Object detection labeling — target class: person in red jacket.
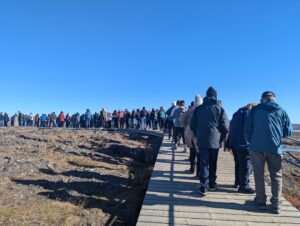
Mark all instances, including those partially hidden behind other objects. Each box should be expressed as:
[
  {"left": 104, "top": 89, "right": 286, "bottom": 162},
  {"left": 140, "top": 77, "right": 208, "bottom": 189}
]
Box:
[{"left": 58, "top": 111, "right": 65, "bottom": 127}]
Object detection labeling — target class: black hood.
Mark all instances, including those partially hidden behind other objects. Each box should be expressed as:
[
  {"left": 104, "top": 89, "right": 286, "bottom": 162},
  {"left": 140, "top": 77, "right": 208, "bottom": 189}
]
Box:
[{"left": 203, "top": 96, "right": 218, "bottom": 105}]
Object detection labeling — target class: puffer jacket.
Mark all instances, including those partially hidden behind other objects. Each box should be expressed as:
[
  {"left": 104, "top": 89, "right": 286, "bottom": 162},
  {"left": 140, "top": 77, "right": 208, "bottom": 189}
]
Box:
[{"left": 190, "top": 97, "right": 229, "bottom": 149}]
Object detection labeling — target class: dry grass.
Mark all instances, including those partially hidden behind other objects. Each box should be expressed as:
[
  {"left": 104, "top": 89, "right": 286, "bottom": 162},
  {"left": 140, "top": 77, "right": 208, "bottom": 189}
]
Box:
[{"left": 0, "top": 201, "right": 82, "bottom": 226}]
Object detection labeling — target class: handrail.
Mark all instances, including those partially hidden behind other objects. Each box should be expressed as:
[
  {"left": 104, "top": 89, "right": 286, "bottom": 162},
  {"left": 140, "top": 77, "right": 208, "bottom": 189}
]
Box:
[{"left": 285, "top": 136, "right": 300, "bottom": 144}]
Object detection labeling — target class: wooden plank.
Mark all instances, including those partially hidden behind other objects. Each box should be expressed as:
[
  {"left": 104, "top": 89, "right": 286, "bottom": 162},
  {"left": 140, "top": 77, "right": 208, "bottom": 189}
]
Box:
[{"left": 137, "top": 137, "right": 300, "bottom": 226}]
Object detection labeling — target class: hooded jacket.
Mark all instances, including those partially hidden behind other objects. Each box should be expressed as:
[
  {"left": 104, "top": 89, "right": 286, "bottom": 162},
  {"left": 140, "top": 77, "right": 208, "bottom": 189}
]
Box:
[
  {"left": 244, "top": 101, "right": 292, "bottom": 154},
  {"left": 227, "top": 107, "right": 250, "bottom": 150},
  {"left": 170, "top": 107, "right": 186, "bottom": 128},
  {"left": 190, "top": 96, "right": 229, "bottom": 149}
]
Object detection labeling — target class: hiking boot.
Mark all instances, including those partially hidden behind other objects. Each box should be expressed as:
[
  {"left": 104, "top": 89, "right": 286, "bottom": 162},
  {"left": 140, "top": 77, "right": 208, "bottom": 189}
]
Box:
[
  {"left": 233, "top": 183, "right": 239, "bottom": 189},
  {"left": 189, "top": 167, "right": 195, "bottom": 174},
  {"left": 238, "top": 187, "right": 255, "bottom": 194},
  {"left": 199, "top": 186, "right": 207, "bottom": 195},
  {"left": 254, "top": 198, "right": 267, "bottom": 210},
  {"left": 209, "top": 184, "right": 217, "bottom": 191},
  {"left": 271, "top": 206, "right": 281, "bottom": 214}
]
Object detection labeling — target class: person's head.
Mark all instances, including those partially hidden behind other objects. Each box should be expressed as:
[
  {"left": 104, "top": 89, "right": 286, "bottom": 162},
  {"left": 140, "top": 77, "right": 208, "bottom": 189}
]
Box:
[
  {"left": 261, "top": 91, "right": 276, "bottom": 103},
  {"left": 179, "top": 100, "right": 185, "bottom": 107},
  {"left": 195, "top": 94, "right": 203, "bottom": 107},
  {"left": 245, "top": 103, "right": 257, "bottom": 110},
  {"left": 143, "top": 107, "right": 145, "bottom": 110},
  {"left": 206, "top": 87, "right": 217, "bottom": 99},
  {"left": 191, "top": 101, "right": 195, "bottom": 107}
]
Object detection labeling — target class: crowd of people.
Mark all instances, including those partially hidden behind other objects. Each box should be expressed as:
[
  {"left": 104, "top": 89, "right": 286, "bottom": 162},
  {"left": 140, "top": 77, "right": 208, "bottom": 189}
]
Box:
[
  {"left": 0, "top": 108, "right": 168, "bottom": 130},
  {"left": 169, "top": 87, "right": 292, "bottom": 215},
  {"left": 0, "top": 87, "right": 292, "bottom": 215}
]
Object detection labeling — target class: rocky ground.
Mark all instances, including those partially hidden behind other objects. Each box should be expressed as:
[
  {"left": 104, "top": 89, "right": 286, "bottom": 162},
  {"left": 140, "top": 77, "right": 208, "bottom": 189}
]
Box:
[
  {"left": 0, "top": 128, "right": 162, "bottom": 226},
  {"left": 283, "top": 132, "right": 300, "bottom": 210}
]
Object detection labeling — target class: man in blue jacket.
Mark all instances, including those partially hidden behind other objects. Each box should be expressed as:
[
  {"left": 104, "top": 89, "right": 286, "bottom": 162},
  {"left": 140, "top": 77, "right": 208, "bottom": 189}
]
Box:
[
  {"left": 190, "top": 87, "right": 229, "bottom": 194},
  {"left": 244, "top": 91, "right": 292, "bottom": 214}
]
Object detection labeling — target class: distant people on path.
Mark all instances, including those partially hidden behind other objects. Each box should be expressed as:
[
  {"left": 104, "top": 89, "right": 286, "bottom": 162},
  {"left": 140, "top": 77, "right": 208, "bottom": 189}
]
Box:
[
  {"left": 150, "top": 108, "right": 158, "bottom": 130},
  {"left": 140, "top": 107, "right": 148, "bottom": 130},
  {"left": 0, "top": 112, "right": 4, "bottom": 127},
  {"left": 244, "top": 91, "right": 292, "bottom": 214},
  {"left": 190, "top": 87, "right": 229, "bottom": 194},
  {"left": 180, "top": 95, "right": 203, "bottom": 175},
  {"left": 58, "top": 111, "right": 65, "bottom": 127},
  {"left": 166, "top": 102, "right": 176, "bottom": 140},
  {"left": 85, "top": 109, "right": 92, "bottom": 128},
  {"left": 158, "top": 107, "right": 167, "bottom": 131},
  {"left": 227, "top": 103, "right": 256, "bottom": 194},
  {"left": 171, "top": 100, "right": 187, "bottom": 151}
]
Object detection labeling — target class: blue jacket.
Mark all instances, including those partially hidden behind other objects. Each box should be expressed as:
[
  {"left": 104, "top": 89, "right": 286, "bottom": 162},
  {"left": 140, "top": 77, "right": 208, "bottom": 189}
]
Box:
[
  {"left": 190, "top": 97, "right": 229, "bottom": 149},
  {"left": 244, "top": 101, "right": 292, "bottom": 155},
  {"left": 227, "top": 107, "right": 250, "bottom": 150},
  {"left": 85, "top": 110, "right": 92, "bottom": 120}
]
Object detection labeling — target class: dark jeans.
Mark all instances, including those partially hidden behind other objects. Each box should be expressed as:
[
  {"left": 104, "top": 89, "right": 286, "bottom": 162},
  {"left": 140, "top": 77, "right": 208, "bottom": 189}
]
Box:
[
  {"left": 232, "top": 149, "right": 240, "bottom": 186},
  {"left": 113, "top": 118, "right": 119, "bottom": 128},
  {"left": 120, "top": 118, "right": 125, "bottom": 128},
  {"left": 125, "top": 119, "right": 130, "bottom": 129},
  {"left": 151, "top": 119, "right": 158, "bottom": 130},
  {"left": 159, "top": 119, "right": 166, "bottom": 131},
  {"left": 173, "top": 127, "right": 185, "bottom": 145},
  {"left": 167, "top": 120, "right": 174, "bottom": 139},
  {"left": 198, "top": 148, "right": 219, "bottom": 188},
  {"left": 190, "top": 141, "right": 198, "bottom": 174},
  {"left": 85, "top": 119, "right": 91, "bottom": 128},
  {"left": 236, "top": 149, "right": 252, "bottom": 189}
]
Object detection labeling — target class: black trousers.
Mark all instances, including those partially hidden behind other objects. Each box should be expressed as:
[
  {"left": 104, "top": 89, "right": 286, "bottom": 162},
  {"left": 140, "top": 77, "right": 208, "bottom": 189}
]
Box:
[
  {"left": 198, "top": 148, "right": 219, "bottom": 188},
  {"left": 232, "top": 148, "right": 240, "bottom": 186},
  {"left": 173, "top": 127, "right": 185, "bottom": 145},
  {"left": 190, "top": 141, "right": 197, "bottom": 171}
]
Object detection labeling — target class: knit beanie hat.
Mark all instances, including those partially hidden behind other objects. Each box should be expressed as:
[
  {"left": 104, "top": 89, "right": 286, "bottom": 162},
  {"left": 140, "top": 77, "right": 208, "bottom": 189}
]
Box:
[
  {"left": 261, "top": 91, "right": 276, "bottom": 98},
  {"left": 195, "top": 95, "right": 203, "bottom": 107},
  {"left": 206, "top": 87, "right": 217, "bottom": 99}
]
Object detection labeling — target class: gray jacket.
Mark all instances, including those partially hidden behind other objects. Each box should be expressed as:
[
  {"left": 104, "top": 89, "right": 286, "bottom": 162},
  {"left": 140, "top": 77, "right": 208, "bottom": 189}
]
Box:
[{"left": 171, "top": 107, "right": 186, "bottom": 128}]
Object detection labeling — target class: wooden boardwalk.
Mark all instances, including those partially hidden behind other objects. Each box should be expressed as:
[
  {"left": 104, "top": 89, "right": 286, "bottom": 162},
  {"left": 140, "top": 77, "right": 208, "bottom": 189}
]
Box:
[{"left": 137, "top": 137, "right": 300, "bottom": 226}]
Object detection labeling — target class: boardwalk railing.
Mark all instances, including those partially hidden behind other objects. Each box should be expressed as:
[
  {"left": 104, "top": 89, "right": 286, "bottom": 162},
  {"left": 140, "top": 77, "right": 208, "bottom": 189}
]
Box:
[{"left": 283, "top": 136, "right": 300, "bottom": 153}]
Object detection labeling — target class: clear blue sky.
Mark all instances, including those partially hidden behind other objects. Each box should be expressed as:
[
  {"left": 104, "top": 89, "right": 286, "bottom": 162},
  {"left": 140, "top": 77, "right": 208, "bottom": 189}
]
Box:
[{"left": 0, "top": 0, "right": 299, "bottom": 122}]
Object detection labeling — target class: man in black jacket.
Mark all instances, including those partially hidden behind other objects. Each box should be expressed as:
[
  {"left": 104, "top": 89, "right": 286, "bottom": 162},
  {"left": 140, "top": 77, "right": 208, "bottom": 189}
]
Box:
[{"left": 190, "top": 87, "right": 229, "bottom": 194}]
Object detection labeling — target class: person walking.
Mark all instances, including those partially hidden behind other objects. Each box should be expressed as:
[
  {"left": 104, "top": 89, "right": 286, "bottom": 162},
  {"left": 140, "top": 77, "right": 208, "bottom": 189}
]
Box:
[
  {"left": 58, "top": 111, "right": 65, "bottom": 127},
  {"left": 85, "top": 109, "right": 92, "bottom": 129},
  {"left": 158, "top": 107, "right": 167, "bottom": 131},
  {"left": 140, "top": 107, "right": 148, "bottom": 130},
  {"left": 150, "top": 108, "right": 158, "bottom": 130},
  {"left": 170, "top": 100, "right": 187, "bottom": 150},
  {"left": 180, "top": 95, "right": 203, "bottom": 174},
  {"left": 166, "top": 102, "right": 177, "bottom": 140},
  {"left": 227, "top": 103, "right": 256, "bottom": 194},
  {"left": 190, "top": 87, "right": 229, "bottom": 194},
  {"left": 0, "top": 112, "right": 4, "bottom": 127},
  {"left": 244, "top": 91, "right": 292, "bottom": 214}
]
